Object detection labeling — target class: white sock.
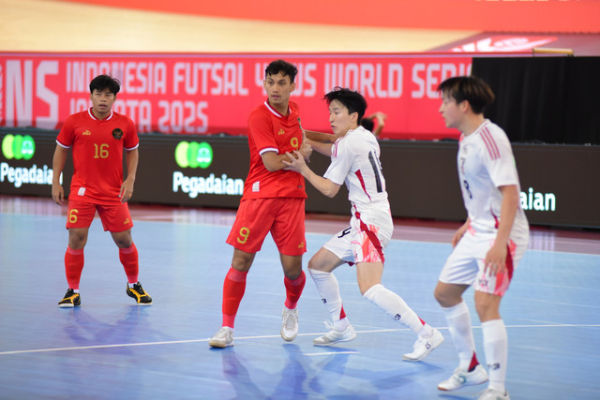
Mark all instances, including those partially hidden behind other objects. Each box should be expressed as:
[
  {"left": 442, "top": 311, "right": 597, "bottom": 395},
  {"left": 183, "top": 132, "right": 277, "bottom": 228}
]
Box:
[
  {"left": 442, "top": 301, "right": 477, "bottom": 370},
  {"left": 363, "top": 283, "right": 425, "bottom": 334},
  {"left": 482, "top": 319, "right": 508, "bottom": 393},
  {"left": 309, "top": 269, "right": 349, "bottom": 330}
]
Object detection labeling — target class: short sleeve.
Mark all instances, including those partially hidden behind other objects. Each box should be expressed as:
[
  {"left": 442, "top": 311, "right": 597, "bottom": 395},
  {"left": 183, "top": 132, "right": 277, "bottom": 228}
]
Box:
[
  {"left": 248, "top": 111, "right": 277, "bottom": 154},
  {"left": 56, "top": 115, "right": 75, "bottom": 148},
  {"left": 481, "top": 131, "right": 519, "bottom": 188},
  {"left": 124, "top": 117, "right": 139, "bottom": 150},
  {"left": 324, "top": 138, "right": 354, "bottom": 185}
]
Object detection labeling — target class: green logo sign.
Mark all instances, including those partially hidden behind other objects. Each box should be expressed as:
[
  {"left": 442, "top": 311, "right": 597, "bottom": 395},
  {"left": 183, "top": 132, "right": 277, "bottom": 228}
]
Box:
[
  {"left": 2, "top": 134, "right": 36, "bottom": 160},
  {"left": 175, "top": 141, "right": 213, "bottom": 169}
]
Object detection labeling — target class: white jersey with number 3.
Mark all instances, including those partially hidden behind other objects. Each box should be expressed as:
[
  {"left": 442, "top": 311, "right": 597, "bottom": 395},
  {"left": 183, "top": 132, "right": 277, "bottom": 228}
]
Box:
[{"left": 458, "top": 119, "right": 528, "bottom": 236}]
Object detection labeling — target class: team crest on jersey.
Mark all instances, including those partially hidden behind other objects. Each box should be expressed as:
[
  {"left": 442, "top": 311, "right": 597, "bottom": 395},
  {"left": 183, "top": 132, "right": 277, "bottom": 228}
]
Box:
[
  {"left": 277, "top": 129, "right": 285, "bottom": 135},
  {"left": 112, "top": 128, "right": 124, "bottom": 139},
  {"left": 82, "top": 130, "right": 91, "bottom": 136}
]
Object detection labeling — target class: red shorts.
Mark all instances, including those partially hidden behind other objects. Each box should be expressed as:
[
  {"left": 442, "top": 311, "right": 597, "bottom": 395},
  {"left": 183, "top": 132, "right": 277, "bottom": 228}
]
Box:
[
  {"left": 66, "top": 200, "right": 134, "bottom": 232},
  {"left": 226, "top": 197, "right": 306, "bottom": 256}
]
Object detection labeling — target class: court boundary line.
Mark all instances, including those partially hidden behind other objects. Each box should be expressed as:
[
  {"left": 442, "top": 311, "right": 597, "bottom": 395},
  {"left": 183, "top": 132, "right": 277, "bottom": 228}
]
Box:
[{"left": 1, "top": 323, "right": 598, "bottom": 356}]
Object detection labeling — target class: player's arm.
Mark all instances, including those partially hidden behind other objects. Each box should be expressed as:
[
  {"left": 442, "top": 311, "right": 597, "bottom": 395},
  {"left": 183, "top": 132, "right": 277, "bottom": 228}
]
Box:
[
  {"left": 304, "top": 129, "right": 337, "bottom": 143},
  {"left": 283, "top": 151, "right": 341, "bottom": 198},
  {"left": 261, "top": 151, "right": 294, "bottom": 172},
  {"left": 484, "top": 184, "right": 520, "bottom": 275},
  {"left": 305, "top": 139, "right": 333, "bottom": 157},
  {"left": 120, "top": 148, "right": 139, "bottom": 202},
  {"left": 371, "top": 112, "right": 387, "bottom": 138},
  {"left": 451, "top": 217, "right": 470, "bottom": 247},
  {"left": 51, "top": 145, "right": 69, "bottom": 205}
]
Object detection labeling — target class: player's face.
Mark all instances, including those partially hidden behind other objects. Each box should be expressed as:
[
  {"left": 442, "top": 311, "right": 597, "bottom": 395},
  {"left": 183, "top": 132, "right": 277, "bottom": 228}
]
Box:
[
  {"left": 329, "top": 99, "right": 358, "bottom": 136},
  {"left": 90, "top": 88, "right": 116, "bottom": 118},
  {"left": 439, "top": 92, "right": 464, "bottom": 130},
  {"left": 264, "top": 72, "right": 295, "bottom": 111}
]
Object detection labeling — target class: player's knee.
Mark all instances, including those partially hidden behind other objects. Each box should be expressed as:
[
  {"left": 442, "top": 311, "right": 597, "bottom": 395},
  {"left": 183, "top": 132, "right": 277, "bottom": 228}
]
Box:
[
  {"left": 68, "top": 231, "right": 87, "bottom": 249},
  {"left": 434, "top": 284, "right": 456, "bottom": 307}
]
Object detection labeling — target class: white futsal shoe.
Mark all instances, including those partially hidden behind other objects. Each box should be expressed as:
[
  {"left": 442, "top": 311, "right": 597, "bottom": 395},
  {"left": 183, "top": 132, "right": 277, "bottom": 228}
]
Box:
[
  {"left": 313, "top": 320, "right": 357, "bottom": 346},
  {"left": 209, "top": 326, "right": 234, "bottom": 348},
  {"left": 437, "top": 364, "right": 489, "bottom": 391},
  {"left": 478, "top": 388, "right": 510, "bottom": 400},
  {"left": 281, "top": 307, "right": 299, "bottom": 341},
  {"left": 402, "top": 327, "right": 444, "bottom": 361}
]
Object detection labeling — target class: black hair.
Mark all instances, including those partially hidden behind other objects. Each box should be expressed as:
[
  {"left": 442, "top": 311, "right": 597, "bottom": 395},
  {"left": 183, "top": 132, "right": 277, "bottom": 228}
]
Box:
[
  {"left": 360, "top": 118, "right": 374, "bottom": 132},
  {"left": 265, "top": 60, "right": 298, "bottom": 83},
  {"left": 437, "top": 75, "right": 494, "bottom": 114},
  {"left": 323, "top": 87, "right": 367, "bottom": 122},
  {"left": 89, "top": 75, "right": 121, "bottom": 95}
]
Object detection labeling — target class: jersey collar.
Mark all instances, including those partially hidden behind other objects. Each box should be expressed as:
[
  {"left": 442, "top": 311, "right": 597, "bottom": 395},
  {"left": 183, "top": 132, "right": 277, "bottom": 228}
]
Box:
[
  {"left": 264, "top": 100, "right": 290, "bottom": 118},
  {"left": 88, "top": 107, "right": 114, "bottom": 121}
]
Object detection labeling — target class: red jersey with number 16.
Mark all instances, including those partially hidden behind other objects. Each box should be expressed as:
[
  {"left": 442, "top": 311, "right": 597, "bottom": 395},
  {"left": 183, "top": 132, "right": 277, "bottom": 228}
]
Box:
[
  {"left": 242, "top": 100, "right": 306, "bottom": 200},
  {"left": 56, "top": 108, "right": 139, "bottom": 205}
]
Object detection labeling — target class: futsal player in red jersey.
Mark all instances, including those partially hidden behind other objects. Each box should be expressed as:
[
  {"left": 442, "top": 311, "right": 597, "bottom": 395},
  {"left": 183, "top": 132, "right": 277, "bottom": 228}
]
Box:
[
  {"left": 209, "top": 60, "right": 312, "bottom": 348},
  {"left": 52, "top": 74, "right": 151, "bottom": 307}
]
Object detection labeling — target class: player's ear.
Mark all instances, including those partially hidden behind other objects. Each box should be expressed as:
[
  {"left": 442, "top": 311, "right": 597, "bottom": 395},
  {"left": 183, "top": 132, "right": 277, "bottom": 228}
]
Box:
[{"left": 290, "top": 81, "right": 296, "bottom": 93}]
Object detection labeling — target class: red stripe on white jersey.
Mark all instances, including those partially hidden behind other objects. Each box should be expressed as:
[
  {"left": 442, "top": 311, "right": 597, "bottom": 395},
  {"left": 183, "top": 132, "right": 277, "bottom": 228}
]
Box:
[
  {"left": 354, "top": 170, "right": 372, "bottom": 200},
  {"left": 480, "top": 127, "right": 500, "bottom": 160}
]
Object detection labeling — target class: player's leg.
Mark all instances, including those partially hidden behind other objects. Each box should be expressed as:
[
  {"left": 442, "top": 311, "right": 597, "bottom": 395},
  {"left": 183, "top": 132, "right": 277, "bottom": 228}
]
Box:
[
  {"left": 209, "top": 248, "right": 255, "bottom": 348},
  {"left": 473, "top": 239, "right": 523, "bottom": 400},
  {"left": 309, "top": 229, "right": 356, "bottom": 345},
  {"left": 210, "top": 199, "right": 272, "bottom": 348},
  {"left": 58, "top": 200, "right": 95, "bottom": 307},
  {"left": 279, "top": 253, "right": 305, "bottom": 341},
  {"left": 99, "top": 204, "right": 151, "bottom": 305},
  {"left": 356, "top": 261, "right": 443, "bottom": 360},
  {"left": 272, "top": 198, "right": 307, "bottom": 342},
  {"left": 435, "top": 233, "right": 490, "bottom": 391}
]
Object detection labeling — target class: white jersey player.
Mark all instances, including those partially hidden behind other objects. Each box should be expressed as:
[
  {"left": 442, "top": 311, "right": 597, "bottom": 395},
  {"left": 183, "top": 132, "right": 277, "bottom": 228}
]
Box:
[
  {"left": 284, "top": 87, "right": 443, "bottom": 361},
  {"left": 434, "top": 76, "right": 529, "bottom": 400}
]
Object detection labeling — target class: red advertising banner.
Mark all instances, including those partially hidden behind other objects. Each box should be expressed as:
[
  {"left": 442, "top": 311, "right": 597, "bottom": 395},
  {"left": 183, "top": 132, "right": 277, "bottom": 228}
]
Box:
[{"left": 0, "top": 53, "right": 472, "bottom": 140}]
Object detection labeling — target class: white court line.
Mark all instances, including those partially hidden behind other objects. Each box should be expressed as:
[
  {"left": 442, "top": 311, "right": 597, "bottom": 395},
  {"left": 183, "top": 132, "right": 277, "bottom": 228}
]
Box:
[{"left": 1, "top": 324, "right": 598, "bottom": 356}]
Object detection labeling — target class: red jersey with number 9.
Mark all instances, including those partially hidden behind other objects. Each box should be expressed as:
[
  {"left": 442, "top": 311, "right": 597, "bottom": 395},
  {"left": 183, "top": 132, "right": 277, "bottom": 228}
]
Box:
[
  {"left": 56, "top": 108, "right": 139, "bottom": 205},
  {"left": 243, "top": 100, "right": 306, "bottom": 200}
]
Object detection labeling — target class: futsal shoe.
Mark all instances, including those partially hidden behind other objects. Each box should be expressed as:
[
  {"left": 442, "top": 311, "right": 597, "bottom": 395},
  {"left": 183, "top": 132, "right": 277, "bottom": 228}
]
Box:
[
  {"left": 478, "top": 388, "right": 510, "bottom": 400},
  {"left": 281, "top": 307, "right": 299, "bottom": 341},
  {"left": 58, "top": 288, "right": 81, "bottom": 308},
  {"left": 437, "top": 364, "right": 489, "bottom": 391},
  {"left": 313, "top": 321, "right": 357, "bottom": 346},
  {"left": 402, "top": 327, "right": 444, "bottom": 361},
  {"left": 126, "top": 282, "right": 152, "bottom": 305},
  {"left": 209, "top": 326, "right": 234, "bottom": 348}
]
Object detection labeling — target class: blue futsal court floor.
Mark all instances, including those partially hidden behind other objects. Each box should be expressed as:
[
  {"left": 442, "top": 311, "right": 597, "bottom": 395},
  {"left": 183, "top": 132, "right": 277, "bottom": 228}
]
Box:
[{"left": 1, "top": 196, "right": 599, "bottom": 400}]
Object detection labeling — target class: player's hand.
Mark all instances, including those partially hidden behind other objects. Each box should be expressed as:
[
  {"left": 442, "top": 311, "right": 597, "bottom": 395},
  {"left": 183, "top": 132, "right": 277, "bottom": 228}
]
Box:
[
  {"left": 484, "top": 241, "right": 507, "bottom": 276},
  {"left": 51, "top": 183, "right": 64, "bottom": 205},
  {"left": 282, "top": 151, "right": 307, "bottom": 173},
  {"left": 299, "top": 140, "right": 312, "bottom": 162},
  {"left": 119, "top": 178, "right": 135, "bottom": 203},
  {"left": 451, "top": 221, "right": 469, "bottom": 247}
]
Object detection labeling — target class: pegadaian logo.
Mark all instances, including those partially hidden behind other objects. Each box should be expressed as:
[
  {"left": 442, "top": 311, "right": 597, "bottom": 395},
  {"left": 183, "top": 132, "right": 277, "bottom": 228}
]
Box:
[
  {"left": 174, "top": 141, "right": 213, "bottom": 169},
  {"left": 2, "top": 134, "right": 36, "bottom": 160}
]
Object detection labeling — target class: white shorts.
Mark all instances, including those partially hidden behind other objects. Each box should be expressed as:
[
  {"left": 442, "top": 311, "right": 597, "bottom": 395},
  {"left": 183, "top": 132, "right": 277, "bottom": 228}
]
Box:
[
  {"left": 439, "top": 227, "right": 528, "bottom": 296},
  {"left": 323, "top": 209, "right": 393, "bottom": 265}
]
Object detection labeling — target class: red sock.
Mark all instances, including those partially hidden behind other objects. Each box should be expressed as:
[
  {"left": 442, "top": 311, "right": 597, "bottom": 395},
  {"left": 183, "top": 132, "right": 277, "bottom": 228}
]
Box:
[
  {"left": 222, "top": 267, "right": 248, "bottom": 328},
  {"left": 119, "top": 243, "right": 139, "bottom": 284},
  {"left": 284, "top": 270, "right": 306, "bottom": 309},
  {"left": 64, "top": 247, "right": 84, "bottom": 290}
]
